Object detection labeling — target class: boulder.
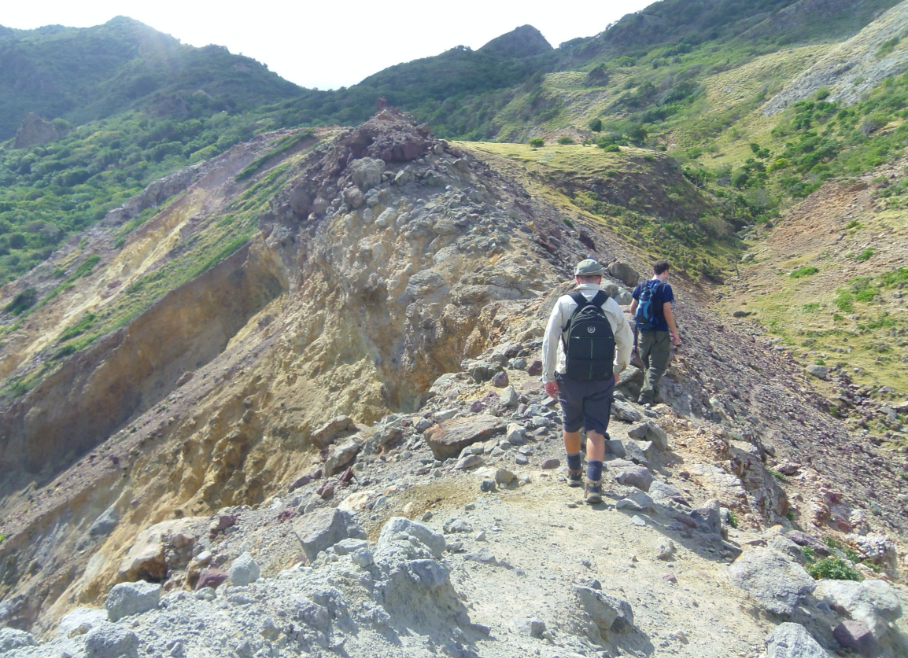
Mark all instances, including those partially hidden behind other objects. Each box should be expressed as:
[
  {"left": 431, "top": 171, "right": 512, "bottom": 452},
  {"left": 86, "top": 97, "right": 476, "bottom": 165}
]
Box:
[
  {"left": 765, "top": 623, "right": 831, "bottom": 658},
  {"left": 501, "top": 385, "right": 519, "bottom": 408},
  {"left": 84, "top": 625, "right": 139, "bottom": 658},
  {"left": 0, "top": 627, "right": 35, "bottom": 654},
  {"left": 229, "top": 552, "right": 261, "bottom": 586},
  {"left": 573, "top": 585, "right": 634, "bottom": 637},
  {"left": 324, "top": 437, "right": 361, "bottom": 476},
  {"left": 648, "top": 481, "right": 683, "bottom": 503},
  {"left": 626, "top": 421, "right": 668, "bottom": 449},
  {"left": 806, "top": 365, "right": 828, "bottom": 379},
  {"left": 516, "top": 617, "right": 547, "bottom": 638},
  {"left": 527, "top": 359, "right": 543, "bottom": 376},
  {"left": 727, "top": 548, "right": 815, "bottom": 615},
  {"left": 349, "top": 157, "right": 386, "bottom": 191},
  {"left": 833, "top": 620, "right": 881, "bottom": 657},
  {"left": 492, "top": 371, "right": 510, "bottom": 387},
  {"left": 424, "top": 415, "right": 506, "bottom": 460},
  {"left": 377, "top": 517, "right": 446, "bottom": 559},
  {"left": 813, "top": 579, "right": 902, "bottom": 640},
  {"left": 310, "top": 415, "right": 356, "bottom": 447},
  {"left": 615, "top": 466, "right": 654, "bottom": 492},
  {"left": 58, "top": 607, "right": 107, "bottom": 638},
  {"left": 505, "top": 423, "right": 526, "bottom": 445},
  {"left": 605, "top": 438, "right": 626, "bottom": 458},
  {"left": 294, "top": 507, "right": 366, "bottom": 562},
  {"left": 117, "top": 518, "right": 199, "bottom": 582},
  {"left": 611, "top": 400, "right": 642, "bottom": 423},
  {"left": 106, "top": 581, "right": 161, "bottom": 622},
  {"left": 608, "top": 261, "right": 640, "bottom": 288},
  {"left": 785, "top": 531, "right": 830, "bottom": 556}
]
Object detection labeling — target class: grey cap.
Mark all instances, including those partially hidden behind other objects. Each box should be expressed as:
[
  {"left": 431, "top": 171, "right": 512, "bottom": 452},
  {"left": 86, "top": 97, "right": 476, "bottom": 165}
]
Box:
[{"left": 574, "top": 259, "right": 605, "bottom": 276}]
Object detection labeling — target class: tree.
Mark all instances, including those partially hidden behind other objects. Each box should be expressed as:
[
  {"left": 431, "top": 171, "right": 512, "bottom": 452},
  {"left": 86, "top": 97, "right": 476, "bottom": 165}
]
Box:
[
  {"left": 529, "top": 138, "right": 544, "bottom": 147},
  {"left": 589, "top": 118, "right": 603, "bottom": 132}
]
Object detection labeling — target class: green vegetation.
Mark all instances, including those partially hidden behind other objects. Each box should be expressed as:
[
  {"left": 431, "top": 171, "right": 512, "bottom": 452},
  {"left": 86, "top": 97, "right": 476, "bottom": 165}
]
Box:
[
  {"left": 790, "top": 266, "right": 819, "bottom": 278},
  {"left": 876, "top": 36, "right": 901, "bottom": 59},
  {"left": 528, "top": 138, "right": 545, "bottom": 147},
  {"left": 803, "top": 549, "right": 863, "bottom": 581},
  {"left": 727, "top": 509, "right": 739, "bottom": 528},
  {"left": 235, "top": 131, "right": 314, "bottom": 181}
]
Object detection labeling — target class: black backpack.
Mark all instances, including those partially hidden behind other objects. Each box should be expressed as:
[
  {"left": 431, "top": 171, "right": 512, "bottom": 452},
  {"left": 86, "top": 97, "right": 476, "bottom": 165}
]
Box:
[{"left": 562, "top": 290, "right": 616, "bottom": 381}]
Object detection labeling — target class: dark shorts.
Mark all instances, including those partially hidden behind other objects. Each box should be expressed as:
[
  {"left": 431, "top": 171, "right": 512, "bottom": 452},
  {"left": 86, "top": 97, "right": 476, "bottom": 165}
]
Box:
[{"left": 555, "top": 373, "right": 615, "bottom": 435}]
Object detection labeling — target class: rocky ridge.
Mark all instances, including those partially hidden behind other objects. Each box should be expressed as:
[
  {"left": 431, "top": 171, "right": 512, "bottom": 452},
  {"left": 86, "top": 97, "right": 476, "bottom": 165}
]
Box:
[{"left": 0, "top": 112, "right": 906, "bottom": 657}]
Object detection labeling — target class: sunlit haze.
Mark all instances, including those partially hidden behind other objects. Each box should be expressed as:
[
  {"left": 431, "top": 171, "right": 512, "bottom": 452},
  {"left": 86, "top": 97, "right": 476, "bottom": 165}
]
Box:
[{"left": 2, "top": 0, "right": 658, "bottom": 90}]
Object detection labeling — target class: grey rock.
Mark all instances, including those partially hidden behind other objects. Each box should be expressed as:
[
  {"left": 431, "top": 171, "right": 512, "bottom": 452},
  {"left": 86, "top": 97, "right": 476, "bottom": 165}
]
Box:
[
  {"left": 631, "top": 515, "right": 647, "bottom": 527},
  {"left": 691, "top": 499, "right": 723, "bottom": 535},
  {"left": 608, "top": 261, "right": 639, "bottom": 288},
  {"left": 85, "top": 624, "right": 140, "bottom": 658},
  {"left": 0, "top": 627, "right": 35, "bottom": 654},
  {"left": 324, "top": 437, "right": 361, "bottom": 476},
  {"left": 377, "top": 517, "right": 446, "bottom": 559},
  {"left": 611, "top": 401, "right": 642, "bottom": 423},
  {"left": 765, "top": 623, "right": 831, "bottom": 658},
  {"left": 351, "top": 547, "right": 374, "bottom": 568},
  {"left": 294, "top": 507, "right": 366, "bottom": 562},
  {"left": 480, "top": 479, "right": 497, "bottom": 492},
  {"left": 465, "top": 548, "right": 497, "bottom": 564},
  {"left": 193, "top": 587, "right": 216, "bottom": 601},
  {"left": 229, "top": 552, "right": 261, "bottom": 586},
  {"left": 605, "top": 438, "right": 626, "bottom": 457},
  {"left": 813, "top": 579, "right": 902, "bottom": 640},
  {"left": 59, "top": 607, "right": 107, "bottom": 637},
  {"left": 541, "top": 458, "right": 561, "bottom": 469},
  {"left": 105, "top": 580, "right": 161, "bottom": 622},
  {"left": 616, "top": 491, "right": 655, "bottom": 513},
  {"left": 492, "top": 371, "right": 510, "bottom": 387},
  {"left": 89, "top": 505, "right": 119, "bottom": 537},
  {"left": 425, "top": 415, "right": 506, "bottom": 460},
  {"left": 768, "top": 536, "right": 805, "bottom": 563},
  {"left": 455, "top": 454, "right": 485, "bottom": 470},
  {"left": 648, "top": 481, "right": 683, "bottom": 502},
  {"left": 505, "top": 423, "right": 526, "bottom": 445},
  {"left": 615, "top": 466, "right": 654, "bottom": 492},
  {"left": 574, "top": 585, "right": 634, "bottom": 635},
  {"left": 407, "top": 559, "right": 449, "bottom": 589},
  {"left": 501, "top": 385, "right": 519, "bottom": 408},
  {"left": 727, "top": 548, "right": 815, "bottom": 616},
  {"left": 626, "top": 421, "right": 668, "bottom": 449},
  {"left": 350, "top": 157, "right": 385, "bottom": 192},
  {"left": 443, "top": 518, "right": 474, "bottom": 534},
  {"left": 623, "top": 441, "right": 649, "bottom": 466},
  {"left": 806, "top": 365, "right": 828, "bottom": 379},
  {"left": 495, "top": 468, "right": 517, "bottom": 485},
  {"left": 656, "top": 540, "right": 676, "bottom": 561},
  {"left": 516, "top": 617, "right": 547, "bottom": 638}
]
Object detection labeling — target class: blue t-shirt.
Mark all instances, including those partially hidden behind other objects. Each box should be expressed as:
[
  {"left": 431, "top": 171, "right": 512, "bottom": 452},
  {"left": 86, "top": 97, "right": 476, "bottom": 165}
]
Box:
[{"left": 632, "top": 279, "right": 675, "bottom": 332}]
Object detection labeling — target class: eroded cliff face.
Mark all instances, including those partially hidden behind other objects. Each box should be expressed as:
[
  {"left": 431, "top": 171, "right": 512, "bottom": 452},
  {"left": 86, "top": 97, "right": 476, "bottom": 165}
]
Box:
[{"left": 0, "top": 111, "right": 597, "bottom": 630}]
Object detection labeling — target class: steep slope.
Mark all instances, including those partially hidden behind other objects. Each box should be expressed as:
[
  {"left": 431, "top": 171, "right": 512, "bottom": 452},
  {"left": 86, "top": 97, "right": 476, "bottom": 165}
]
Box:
[
  {"left": 0, "top": 114, "right": 905, "bottom": 655},
  {"left": 0, "top": 17, "right": 302, "bottom": 140}
]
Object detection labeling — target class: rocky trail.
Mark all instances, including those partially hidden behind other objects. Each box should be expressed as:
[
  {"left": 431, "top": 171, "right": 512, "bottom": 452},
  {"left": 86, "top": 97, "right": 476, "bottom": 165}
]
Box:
[{"left": 0, "top": 112, "right": 907, "bottom": 658}]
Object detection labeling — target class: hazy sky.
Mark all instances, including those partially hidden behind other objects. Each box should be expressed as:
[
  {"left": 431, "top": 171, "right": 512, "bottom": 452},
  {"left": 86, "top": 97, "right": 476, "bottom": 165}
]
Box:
[{"left": 2, "top": 1, "right": 657, "bottom": 90}]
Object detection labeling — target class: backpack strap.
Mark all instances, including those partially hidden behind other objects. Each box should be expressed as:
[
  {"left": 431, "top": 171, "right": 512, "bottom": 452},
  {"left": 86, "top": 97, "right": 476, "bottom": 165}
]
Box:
[{"left": 562, "top": 290, "right": 609, "bottom": 340}]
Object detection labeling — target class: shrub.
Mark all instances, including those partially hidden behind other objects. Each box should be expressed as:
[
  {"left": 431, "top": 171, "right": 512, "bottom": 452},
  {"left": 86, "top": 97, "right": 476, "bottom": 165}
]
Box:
[
  {"left": 790, "top": 266, "right": 819, "bottom": 278},
  {"left": 854, "top": 248, "right": 875, "bottom": 261},
  {"left": 557, "top": 137, "right": 575, "bottom": 145},
  {"left": 601, "top": 144, "right": 620, "bottom": 152},
  {"left": 8, "top": 233, "right": 26, "bottom": 250},
  {"left": 529, "top": 138, "right": 545, "bottom": 148},
  {"left": 876, "top": 36, "right": 901, "bottom": 59},
  {"left": 805, "top": 556, "right": 862, "bottom": 581},
  {"left": 727, "top": 509, "right": 739, "bottom": 529},
  {"left": 4, "top": 287, "right": 38, "bottom": 315},
  {"left": 588, "top": 118, "right": 603, "bottom": 132}
]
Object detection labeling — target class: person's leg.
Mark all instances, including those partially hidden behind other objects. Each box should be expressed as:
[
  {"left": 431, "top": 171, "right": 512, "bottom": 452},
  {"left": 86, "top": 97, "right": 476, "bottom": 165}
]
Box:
[
  {"left": 581, "top": 378, "right": 614, "bottom": 503},
  {"left": 556, "top": 376, "right": 584, "bottom": 486},
  {"left": 638, "top": 331, "right": 656, "bottom": 404},
  {"left": 642, "top": 331, "right": 671, "bottom": 403}
]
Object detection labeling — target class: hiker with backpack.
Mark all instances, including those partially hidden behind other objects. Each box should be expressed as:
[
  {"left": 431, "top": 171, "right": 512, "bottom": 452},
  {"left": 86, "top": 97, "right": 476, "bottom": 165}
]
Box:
[
  {"left": 542, "top": 259, "right": 634, "bottom": 503},
  {"left": 630, "top": 260, "right": 681, "bottom": 405}
]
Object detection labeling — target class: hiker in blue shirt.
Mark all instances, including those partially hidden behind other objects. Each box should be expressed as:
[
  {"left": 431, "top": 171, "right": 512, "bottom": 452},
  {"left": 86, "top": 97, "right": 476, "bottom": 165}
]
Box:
[{"left": 630, "top": 260, "right": 681, "bottom": 405}]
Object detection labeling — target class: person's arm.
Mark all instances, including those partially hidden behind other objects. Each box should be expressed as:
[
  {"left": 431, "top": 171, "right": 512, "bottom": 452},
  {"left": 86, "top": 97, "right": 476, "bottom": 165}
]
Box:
[
  {"left": 663, "top": 302, "right": 681, "bottom": 345},
  {"left": 629, "top": 299, "right": 638, "bottom": 314},
  {"left": 542, "top": 298, "right": 565, "bottom": 397},
  {"left": 611, "top": 304, "right": 634, "bottom": 382}
]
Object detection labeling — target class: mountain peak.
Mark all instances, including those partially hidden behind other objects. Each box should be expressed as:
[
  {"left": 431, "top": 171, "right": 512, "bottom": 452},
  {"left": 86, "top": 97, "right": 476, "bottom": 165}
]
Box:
[{"left": 479, "top": 24, "right": 552, "bottom": 58}]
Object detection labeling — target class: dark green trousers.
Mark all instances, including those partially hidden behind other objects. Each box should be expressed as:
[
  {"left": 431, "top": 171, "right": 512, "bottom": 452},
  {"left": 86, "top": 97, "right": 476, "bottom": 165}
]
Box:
[{"left": 638, "top": 330, "right": 672, "bottom": 403}]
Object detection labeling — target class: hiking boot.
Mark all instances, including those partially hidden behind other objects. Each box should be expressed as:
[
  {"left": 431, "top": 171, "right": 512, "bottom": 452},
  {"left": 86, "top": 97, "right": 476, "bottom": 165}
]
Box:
[
  {"left": 567, "top": 468, "right": 583, "bottom": 487},
  {"left": 585, "top": 478, "right": 603, "bottom": 504},
  {"left": 637, "top": 391, "right": 654, "bottom": 405}
]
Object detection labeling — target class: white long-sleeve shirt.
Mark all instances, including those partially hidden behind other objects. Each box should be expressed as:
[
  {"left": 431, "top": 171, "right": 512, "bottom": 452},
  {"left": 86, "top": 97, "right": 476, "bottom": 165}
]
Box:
[{"left": 542, "top": 283, "right": 634, "bottom": 383}]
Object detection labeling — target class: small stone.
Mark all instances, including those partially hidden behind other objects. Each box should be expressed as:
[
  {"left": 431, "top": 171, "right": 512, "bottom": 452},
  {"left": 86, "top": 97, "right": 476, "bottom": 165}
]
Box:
[
  {"left": 469, "top": 400, "right": 484, "bottom": 413},
  {"left": 501, "top": 385, "right": 519, "bottom": 408},
  {"left": 662, "top": 573, "right": 677, "bottom": 585},
  {"left": 495, "top": 468, "right": 517, "bottom": 485},
  {"left": 455, "top": 454, "right": 484, "bottom": 470},
  {"left": 351, "top": 548, "right": 374, "bottom": 568},
  {"left": 631, "top": 515, "right": 646, "bottom": 527},
  {"left": 492, "top": 371, "right": 510, "bottom": 388},
  {"left": 615, "top": 466, "right": 654, "bottom": 492},
  {"left": 765, "top": 623, "right": 831, "bottom": 658},
  {"left": 527, "top": 360, "right": 543, "bottom": 376},
  {"left": 516, "top": 617, "right": 546, "bottom": 639},
  {"left": 475, "top": 531, "right": 487, "bottom": 542},
  {"left": 465, "top": 548, "right": 497, "bottom": 564},
  {"left": 515, "top": 454, "right": 529, "bottom": 465},
  {"left": 195, "top": 568, "right": 228, "bottom": 591},
  {"left": 541, "top": 458, "right": 561, "bottom": 470},
  {"left": 480, "top": 479, "right": 497, "bottom": 492},
  {"left": 443, "top": 518, "right": 474, "bottom": 534},
  {"left": 193, "top": 587, "right": 216, "bottom": 601}
]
